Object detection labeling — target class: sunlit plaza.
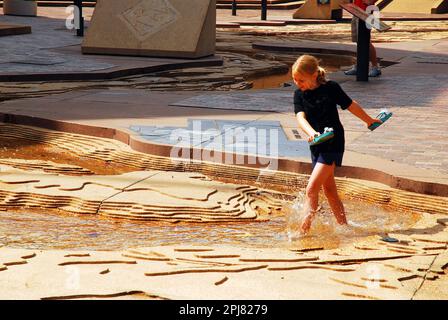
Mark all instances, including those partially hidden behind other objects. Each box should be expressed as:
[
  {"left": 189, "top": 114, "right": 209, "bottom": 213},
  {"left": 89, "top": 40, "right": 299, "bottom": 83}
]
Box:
[{"left": 0, "top": 0, "right": 447, "bottom": 302}]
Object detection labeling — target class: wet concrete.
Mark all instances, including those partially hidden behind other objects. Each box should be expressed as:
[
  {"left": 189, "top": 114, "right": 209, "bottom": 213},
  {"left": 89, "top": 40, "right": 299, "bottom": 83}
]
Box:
[{"left": 0, "top": 139, "right": 135, "bottom": 175}]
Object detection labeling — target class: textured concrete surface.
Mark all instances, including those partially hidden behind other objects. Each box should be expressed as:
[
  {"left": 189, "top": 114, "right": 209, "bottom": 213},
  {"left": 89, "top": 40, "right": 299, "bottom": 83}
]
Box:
[{"left": 0, "top": 238, "right": 447, "bottom": 299}]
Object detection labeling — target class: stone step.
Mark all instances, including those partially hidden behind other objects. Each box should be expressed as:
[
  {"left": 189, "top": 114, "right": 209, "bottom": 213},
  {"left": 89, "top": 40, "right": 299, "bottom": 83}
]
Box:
[{"left": 0, "top": 23, "right": 31, "bottom": 37}]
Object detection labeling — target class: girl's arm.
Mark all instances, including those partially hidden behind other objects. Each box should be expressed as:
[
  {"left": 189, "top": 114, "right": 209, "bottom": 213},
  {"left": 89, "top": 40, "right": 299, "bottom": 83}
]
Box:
[
  {"left": 347, "top": 100, "right": 382, "bottom": 127},
  {"left": 296, "top": 112, "right": 319, "bottom": 142}
]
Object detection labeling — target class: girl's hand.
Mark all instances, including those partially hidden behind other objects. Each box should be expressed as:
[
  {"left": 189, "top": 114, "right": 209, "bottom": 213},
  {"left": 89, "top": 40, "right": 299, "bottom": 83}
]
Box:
[
  {"left": 308, "top": 132, "right": 320, "bottom": 143},
  {"left": 367, "top": 117, "right": 382, "bottom": 128}
]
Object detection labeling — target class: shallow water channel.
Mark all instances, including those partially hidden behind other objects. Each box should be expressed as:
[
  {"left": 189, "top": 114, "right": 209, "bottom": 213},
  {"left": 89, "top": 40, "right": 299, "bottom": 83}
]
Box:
[
  {"left": 248, "top": 52, "right": 355, "bottom": 90},
  {"left": 0, "top": 196, "right": 421, "bottom": 251}
]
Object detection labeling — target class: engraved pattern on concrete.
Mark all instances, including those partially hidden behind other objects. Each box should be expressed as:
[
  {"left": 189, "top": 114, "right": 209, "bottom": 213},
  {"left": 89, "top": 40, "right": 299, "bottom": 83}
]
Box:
[
  {"left": 129, "top": 119, "right": 310, "bottom": 159},
  {"left": 119, "top": 0, "right": 180, "bottom": 41},
  {"left": 1, "top": 241, "right": 447, "bottom": 299}
]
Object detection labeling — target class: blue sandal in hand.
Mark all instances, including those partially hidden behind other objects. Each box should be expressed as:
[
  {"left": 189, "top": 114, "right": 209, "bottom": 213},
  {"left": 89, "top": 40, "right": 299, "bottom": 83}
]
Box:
[
  {"left": 309, "top": 127, "right": 334, "bottom": 146},
  {"left": 369, "top": 109, "right": 393, "bottom": 131}
]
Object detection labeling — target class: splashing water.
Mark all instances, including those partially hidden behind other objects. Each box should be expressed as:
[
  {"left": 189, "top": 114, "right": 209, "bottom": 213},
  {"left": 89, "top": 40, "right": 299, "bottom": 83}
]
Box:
[
  {"left": 283, "top": 191, "right": 308, "bottom": 241},
  {"left": 283, "top": 191, "right": 422, "bottom": 249}
]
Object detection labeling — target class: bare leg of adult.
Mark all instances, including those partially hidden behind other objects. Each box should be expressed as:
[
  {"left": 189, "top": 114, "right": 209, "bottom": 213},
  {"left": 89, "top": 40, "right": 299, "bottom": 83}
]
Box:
[
  {"left": 370, "top": 42, "right": 378, "bottom": 67},
  {"left": 322, "top": 167, "right": 347, "bottom": 225},
  {"left": 301, "top": 162, "right": 335, "bottom": 234}
]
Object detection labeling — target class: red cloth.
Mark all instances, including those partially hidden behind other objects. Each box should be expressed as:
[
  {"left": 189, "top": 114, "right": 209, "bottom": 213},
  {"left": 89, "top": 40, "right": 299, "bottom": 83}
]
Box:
[{"left": 354, "top": 0, "right": 368, "bottom": 10}]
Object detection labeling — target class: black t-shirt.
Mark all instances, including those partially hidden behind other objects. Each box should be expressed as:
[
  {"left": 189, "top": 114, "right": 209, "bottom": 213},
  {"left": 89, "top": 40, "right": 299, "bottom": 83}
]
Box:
[{"left": 294, "top": 80, "right": 353, "bottom": 153}]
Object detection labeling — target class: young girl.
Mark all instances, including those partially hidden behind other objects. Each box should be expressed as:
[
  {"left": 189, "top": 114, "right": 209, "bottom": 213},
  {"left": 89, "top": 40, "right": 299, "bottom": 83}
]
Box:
[{"left": 293, "top": 55, "right": 382, "bottom": 234}]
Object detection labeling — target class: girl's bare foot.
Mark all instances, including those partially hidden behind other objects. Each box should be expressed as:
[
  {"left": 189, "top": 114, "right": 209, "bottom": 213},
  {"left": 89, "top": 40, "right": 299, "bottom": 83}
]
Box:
[{"left": 300, "top": 211, "right": 316, "bottom": 234}]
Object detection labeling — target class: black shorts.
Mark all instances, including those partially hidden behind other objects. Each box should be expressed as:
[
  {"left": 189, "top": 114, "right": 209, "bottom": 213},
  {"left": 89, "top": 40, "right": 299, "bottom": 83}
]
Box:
[{"left": 311, "top": 151, "right": 344, "bottom": 169}]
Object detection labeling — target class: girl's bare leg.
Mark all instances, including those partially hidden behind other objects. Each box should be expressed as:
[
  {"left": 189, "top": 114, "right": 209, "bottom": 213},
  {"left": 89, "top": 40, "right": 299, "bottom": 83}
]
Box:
[
  {"left": 301, "top": 162, "right": 335, "bottom": 234},
  {"left": 322, "top": 169, "right": 347, "bottom": 225}
]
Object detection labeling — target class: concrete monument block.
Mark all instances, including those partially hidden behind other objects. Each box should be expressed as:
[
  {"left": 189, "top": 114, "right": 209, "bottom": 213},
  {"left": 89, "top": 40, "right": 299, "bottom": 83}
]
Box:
[
  {"left": 293, "top": 0, "right": 350, "bottom": 20},
  {"left": 82, "top": 0, "right": 216, "bottom": 58},
  {"left": 380, "top": 0, "right": 448, "bottom": 14}
]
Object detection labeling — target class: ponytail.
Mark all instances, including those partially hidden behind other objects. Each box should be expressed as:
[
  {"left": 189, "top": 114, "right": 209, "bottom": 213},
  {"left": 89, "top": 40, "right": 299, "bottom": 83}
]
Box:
[{"left": 317, "top": 66, "right": 328, "bottom": 85}]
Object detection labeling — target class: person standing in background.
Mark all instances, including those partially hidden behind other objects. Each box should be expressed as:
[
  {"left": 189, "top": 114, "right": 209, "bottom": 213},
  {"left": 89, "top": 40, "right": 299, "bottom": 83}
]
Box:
[{"left": 344, "top": 0, "right": 382, "bottom": 77}]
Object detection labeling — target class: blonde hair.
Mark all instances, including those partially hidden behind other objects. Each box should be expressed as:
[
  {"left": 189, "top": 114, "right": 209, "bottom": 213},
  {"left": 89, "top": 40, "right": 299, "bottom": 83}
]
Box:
[{"left": 292, "top": 55, "right": 327, "bottom": 85}]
